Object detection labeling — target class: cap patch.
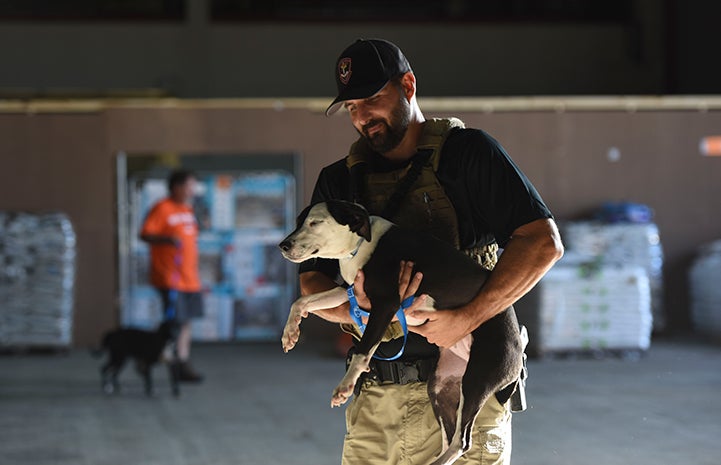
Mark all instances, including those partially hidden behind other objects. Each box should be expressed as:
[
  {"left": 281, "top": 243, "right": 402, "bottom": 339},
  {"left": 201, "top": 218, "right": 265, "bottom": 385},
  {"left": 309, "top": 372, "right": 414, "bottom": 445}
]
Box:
[{"left": 338, "top": 57, "right": 352, "bottom": 85}]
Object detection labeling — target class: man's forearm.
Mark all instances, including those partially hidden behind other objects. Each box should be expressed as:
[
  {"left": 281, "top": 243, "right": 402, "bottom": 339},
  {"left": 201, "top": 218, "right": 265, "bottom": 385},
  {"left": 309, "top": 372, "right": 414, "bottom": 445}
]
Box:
[
  {"left": 299, "top": 271, "right": 354, "bottom": 324},
  {"left": 463, "top": 218, "right": 564, "bottom": 330}
]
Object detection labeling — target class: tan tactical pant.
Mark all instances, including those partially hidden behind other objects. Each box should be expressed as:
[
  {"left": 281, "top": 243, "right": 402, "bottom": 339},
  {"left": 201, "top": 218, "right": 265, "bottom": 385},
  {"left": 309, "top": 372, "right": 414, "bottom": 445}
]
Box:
[{"left": 342, "top": 380, "right": 512, "bottom": 465}]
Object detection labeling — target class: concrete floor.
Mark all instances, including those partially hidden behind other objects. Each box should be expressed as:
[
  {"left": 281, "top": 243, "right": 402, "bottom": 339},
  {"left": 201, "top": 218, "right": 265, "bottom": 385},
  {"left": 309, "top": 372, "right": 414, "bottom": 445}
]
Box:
[{"left": 1, "top": 336, "right": 720, "bottom": 465}]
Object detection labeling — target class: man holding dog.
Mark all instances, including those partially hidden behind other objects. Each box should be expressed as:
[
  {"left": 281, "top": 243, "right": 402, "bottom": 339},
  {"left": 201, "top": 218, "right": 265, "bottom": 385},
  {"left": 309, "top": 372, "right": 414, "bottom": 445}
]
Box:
[{"left": 299, "top": 38, "right": 563, "bottom": 464}]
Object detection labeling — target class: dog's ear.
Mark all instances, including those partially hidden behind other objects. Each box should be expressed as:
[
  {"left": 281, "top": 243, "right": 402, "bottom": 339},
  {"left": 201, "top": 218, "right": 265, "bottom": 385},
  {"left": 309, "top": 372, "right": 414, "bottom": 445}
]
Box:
[
  {"left": 327, "top": 200, "right": 372, "bottom": 242},
  {"left": 295, "top": 204, "right": 313, "bottom": 227}
]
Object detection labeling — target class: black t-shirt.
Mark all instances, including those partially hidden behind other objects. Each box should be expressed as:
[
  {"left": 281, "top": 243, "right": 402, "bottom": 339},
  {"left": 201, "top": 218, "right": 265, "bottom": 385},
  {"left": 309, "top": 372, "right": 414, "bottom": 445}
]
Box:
[{"left": 299, "top": 127, "right": 553, "bottom": 359}]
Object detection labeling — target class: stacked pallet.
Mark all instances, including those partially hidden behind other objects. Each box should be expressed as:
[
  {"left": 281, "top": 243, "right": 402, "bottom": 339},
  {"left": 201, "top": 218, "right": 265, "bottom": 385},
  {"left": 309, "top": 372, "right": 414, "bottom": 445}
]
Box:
[
  {"left": 515, "top": 219, "right": 660, "bottom": 357},
  {"left": 561, "top": 221, "right": 664, "bottom": 330},
  {"left": 535, "top": 263, "right": 652, "bottom": 353},
  {"left": 0, "top": 212, "right": 76, "bottom": 349}
]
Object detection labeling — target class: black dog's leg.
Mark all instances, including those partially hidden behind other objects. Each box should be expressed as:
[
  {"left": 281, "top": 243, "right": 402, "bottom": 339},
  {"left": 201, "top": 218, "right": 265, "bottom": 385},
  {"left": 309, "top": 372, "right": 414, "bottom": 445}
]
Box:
[
  {"left": 101, "top": 354, "right": 125, "bottom": 395},
  {"left": 427, "top": 341, "right": 471, "bottom": 454},
  {"left": 331, "top": 295, "right": 398, "bottom": 407},
  {"left": 458, "top": 348, "right": 520, "bottom": 458},
  {"left": 355, "top": 304, "right": 397, "bottom": 355},
  {"left": 167, "top": 340, "right": 180, "bottom": 397},
  {"left": 429, "top": 310, "right": 523, "bottom": 465},
  {"left": 429, "top": 353, "right": 504, "bottom": 465},
  {"left": 135, "top": 360, "right": 154, "bottom": 396},
  {"left": 430, "top": 314, "right": 523, "bottom": 465},
  {"left": 100, "top": 363, "right": 114, "bottom": 394}
]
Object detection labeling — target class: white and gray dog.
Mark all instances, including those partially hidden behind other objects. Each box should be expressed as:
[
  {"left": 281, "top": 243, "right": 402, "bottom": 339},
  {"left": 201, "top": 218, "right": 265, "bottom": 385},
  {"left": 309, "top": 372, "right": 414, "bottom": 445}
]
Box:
[{"left": 279, "top": 200, "right": 524, "bottom": 465}]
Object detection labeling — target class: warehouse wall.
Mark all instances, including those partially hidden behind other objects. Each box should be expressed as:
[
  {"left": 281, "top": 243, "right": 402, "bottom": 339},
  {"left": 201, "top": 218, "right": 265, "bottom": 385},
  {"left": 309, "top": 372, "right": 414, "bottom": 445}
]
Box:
[
  {"left": 0, "top": 101, "right": 719, "bottom": 346},
  {"left": 0, "top": 111, "right": 114, "bottom": 343}
]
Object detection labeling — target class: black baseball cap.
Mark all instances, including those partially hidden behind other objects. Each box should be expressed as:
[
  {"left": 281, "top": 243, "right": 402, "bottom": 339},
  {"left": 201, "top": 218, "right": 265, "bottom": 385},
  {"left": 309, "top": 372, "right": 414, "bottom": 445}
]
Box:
[{"left": 325, "top": 38, "right": 412, "bottom": 116}]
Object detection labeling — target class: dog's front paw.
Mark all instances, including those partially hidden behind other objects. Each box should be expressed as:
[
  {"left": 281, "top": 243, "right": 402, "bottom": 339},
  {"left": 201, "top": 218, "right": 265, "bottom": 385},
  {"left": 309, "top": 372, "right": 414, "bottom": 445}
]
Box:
[
  {"left": 281, "top": 322, "right": 300, "bottom": 352},
  {"left": 330, "top": 352, "right": 370, "bottom": 407},
  {"left": 281, "top": 303, "right": 307, "bottom": 352},
  {"left": 331, "top": 382, "right": 354, "bottom": 407},
  {"left": 281, "top": 317, "right": 302, "bottom": 352}
]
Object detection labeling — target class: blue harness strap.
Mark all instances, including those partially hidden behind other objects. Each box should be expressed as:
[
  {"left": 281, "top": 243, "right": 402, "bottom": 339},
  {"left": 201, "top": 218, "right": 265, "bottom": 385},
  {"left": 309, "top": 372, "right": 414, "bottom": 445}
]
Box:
[{"left": 347, "top": 284, "right": 413, "bottom": 361}]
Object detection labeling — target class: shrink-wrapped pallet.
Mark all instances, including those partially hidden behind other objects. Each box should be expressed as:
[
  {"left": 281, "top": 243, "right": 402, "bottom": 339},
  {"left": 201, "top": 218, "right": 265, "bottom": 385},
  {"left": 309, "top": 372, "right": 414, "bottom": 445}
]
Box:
[
  {"left": 561, "top": 221, "right": 664, "bottom": 330},
  {"left": 0, "top": 212, "right": 76, "bottom": 348},
  {"left": 514, "top": 256, "right": 653, "bottom": 357},
  {"left": 536, "top": 264, "right": 652, "bottom": 353}
]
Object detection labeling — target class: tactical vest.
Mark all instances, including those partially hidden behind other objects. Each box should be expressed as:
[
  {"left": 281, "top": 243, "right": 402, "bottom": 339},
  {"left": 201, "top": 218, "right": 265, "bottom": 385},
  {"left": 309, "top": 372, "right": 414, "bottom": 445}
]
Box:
[
  {"left": 340, "top": 118, "right": 498, "bottom": 343},
  {"left": 346, "top": 117, "right": 498, "bottom": 270}
]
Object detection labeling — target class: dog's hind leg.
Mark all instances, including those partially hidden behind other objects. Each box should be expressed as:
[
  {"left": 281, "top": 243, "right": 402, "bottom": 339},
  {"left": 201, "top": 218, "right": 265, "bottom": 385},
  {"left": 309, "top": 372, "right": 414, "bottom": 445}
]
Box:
[
  {"left": 101, "top": 357, "right": 124, "bottom": 395},
  {"left": 100, "top": 363, "right": 114, "bottom": 394},
  {"left": 428, "top": 379, "right": 499, "bottom": 465},
  {"left": 427, "top": 337, "right": 471, "bottom": 462},
  {"left": 431, "top": 328, "right": 523, "bottom": 465}
]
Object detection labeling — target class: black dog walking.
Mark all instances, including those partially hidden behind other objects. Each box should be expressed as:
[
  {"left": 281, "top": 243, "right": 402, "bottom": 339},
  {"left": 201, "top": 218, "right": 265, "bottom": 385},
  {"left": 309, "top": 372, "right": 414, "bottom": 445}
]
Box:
[{"left": 96, "top": 320, "right": 180, "bottom": 396}]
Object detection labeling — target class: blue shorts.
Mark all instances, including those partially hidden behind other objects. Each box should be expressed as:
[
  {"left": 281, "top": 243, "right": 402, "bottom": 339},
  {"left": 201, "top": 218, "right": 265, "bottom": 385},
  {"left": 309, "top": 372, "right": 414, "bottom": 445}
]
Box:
[{"left": 158, "top": 289, "right": 204, "bottom": 323}]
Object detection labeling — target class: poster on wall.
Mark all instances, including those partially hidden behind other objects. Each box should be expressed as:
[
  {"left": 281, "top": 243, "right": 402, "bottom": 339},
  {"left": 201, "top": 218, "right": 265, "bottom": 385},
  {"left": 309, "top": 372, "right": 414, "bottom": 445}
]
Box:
[{"left": 121, "top": 170, "right": 296, "bottom": 342}]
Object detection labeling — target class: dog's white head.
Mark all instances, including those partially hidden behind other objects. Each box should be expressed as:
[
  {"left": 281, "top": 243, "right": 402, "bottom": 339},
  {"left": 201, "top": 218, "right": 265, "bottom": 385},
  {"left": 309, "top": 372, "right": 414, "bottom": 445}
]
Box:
[{"left": 279, "top": 201, "right": 372, "bottom": 263}]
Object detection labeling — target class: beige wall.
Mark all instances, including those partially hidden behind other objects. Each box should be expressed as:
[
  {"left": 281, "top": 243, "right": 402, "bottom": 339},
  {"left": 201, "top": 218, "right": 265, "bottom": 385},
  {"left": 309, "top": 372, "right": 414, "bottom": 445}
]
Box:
[
  {"left": 0, "top": 112, "right": 115, "bottom": 342},
  {"left": 1, "top": 99, "right": 719, "bottom": 346}
]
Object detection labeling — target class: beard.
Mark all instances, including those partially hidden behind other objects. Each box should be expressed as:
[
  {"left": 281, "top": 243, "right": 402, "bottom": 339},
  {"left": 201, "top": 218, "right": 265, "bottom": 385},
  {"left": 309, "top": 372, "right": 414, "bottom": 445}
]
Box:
[{"left": 358, "top": 95, "right": 411, "bottom": 154}]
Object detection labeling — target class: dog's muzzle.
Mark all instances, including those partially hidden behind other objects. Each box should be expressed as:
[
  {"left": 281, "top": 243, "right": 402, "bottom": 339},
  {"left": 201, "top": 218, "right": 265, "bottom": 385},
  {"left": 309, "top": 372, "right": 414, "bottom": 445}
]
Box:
[
  {"left": 278, "top": 239, "right": 299, "bottom": 259},
  {"left": 278, "top": 239, "right": 316, "bottom": 263},
  {"left": 278, "top": 239, "right": 293, "bottom": 253}
]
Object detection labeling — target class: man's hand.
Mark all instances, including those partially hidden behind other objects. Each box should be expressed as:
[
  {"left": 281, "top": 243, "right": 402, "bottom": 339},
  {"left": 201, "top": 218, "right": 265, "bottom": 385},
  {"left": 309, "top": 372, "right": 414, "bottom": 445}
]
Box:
[
  {"left": 406, "top": 306, "right": 473, "bottom": 348},
  {"left": 352, "top": 260, "right": 473, "bottom": 347},
  {"left": 352, "top": 260, "right": 426, "bottom": 322},
  {"left": 397, "top": 260, "right": 423, "bottom": 303}
]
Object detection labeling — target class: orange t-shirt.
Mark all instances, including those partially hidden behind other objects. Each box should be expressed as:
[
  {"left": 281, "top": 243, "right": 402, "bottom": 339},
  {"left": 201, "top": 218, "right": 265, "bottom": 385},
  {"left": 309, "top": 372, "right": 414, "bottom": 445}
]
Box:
[{"left": 140, "top": 198, "right": 201, "bottom": 292}]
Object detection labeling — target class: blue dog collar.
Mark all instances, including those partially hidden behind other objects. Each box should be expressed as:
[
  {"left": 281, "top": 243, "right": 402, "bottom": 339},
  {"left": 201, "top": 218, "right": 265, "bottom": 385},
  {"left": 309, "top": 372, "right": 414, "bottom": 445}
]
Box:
[{"left": 347, "top": 284, "right": 412, "bottom": 361}]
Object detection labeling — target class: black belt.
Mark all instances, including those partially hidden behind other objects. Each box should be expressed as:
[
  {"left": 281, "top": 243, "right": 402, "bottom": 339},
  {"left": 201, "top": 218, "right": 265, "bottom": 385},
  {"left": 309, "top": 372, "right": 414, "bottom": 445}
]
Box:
[
  {"left": 370, "top": 357, "right": 437, "bottom": 384},
  {"left": 348, "top": 355, "right": 438, "bottom": 395},
  {"left": 348, "top": 354, "right": 522, "bottom": 408}
]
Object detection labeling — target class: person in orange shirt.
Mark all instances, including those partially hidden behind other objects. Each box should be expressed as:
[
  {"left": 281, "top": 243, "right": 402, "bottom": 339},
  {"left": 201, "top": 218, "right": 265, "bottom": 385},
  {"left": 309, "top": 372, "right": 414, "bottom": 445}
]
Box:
[{"left": 140, "top": 169, "right": 204, "bottom": 382}]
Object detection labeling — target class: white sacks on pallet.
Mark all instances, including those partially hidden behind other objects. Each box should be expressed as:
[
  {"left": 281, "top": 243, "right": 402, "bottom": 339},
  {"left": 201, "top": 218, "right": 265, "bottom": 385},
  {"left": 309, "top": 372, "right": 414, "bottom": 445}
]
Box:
[
  {"left": 689, "top": 240, "right": 721, "bottom": 339},
  {"left": 0, "top": 212, "right": 76, "bottom": 348},
  {"left": 537, "top": 264, "right": 653, "bottom": 353},
  {"left": 561, "top": 221, "right": 664, "bottom": 330}
]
